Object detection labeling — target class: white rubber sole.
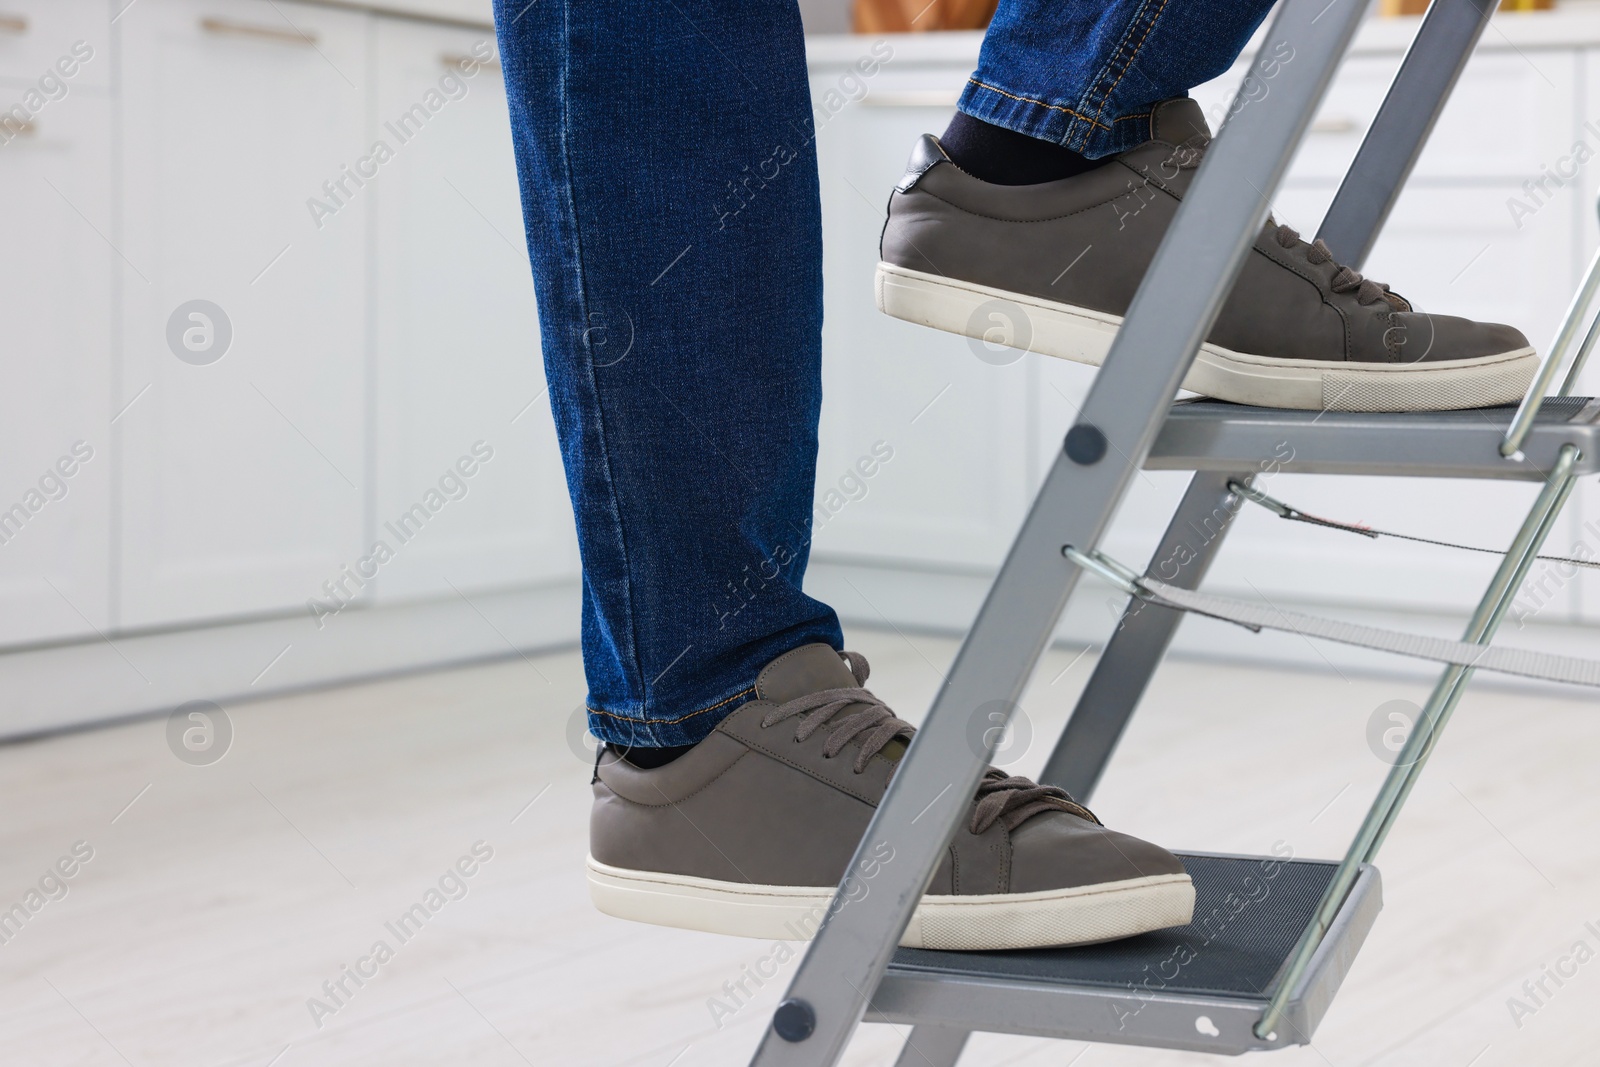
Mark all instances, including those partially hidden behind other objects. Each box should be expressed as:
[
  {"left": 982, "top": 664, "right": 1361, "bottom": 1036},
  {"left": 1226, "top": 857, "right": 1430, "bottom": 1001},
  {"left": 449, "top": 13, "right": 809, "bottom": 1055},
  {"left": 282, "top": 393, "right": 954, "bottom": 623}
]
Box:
[
  {"left": 875, "top": 262, "right": 1540, "bottom": 412},
  {"left": 587, "top": 856, "right": 1195, "bottom": 951}
]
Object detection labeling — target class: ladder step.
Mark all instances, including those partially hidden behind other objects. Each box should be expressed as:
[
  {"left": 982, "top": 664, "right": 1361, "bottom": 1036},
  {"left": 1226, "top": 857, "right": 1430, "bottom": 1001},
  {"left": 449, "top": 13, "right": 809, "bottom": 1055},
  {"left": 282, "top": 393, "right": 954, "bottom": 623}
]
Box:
[
  {"left": 1147, "top": 397, "right": 1600, "bottom": 480},
  {"left": 868, "top": 854, "right": 1382, "bottom": 1055}
]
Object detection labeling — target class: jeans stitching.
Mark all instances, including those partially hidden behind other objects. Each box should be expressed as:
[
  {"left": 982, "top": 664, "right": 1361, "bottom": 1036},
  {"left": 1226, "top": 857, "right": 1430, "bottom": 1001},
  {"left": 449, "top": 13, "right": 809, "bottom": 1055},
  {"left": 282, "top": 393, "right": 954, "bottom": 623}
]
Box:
[
  {"left": 588, "top": 685, "right": 756, "bottom": 726},
  {"left": 1090, "top": 0, "right": 1172, "bottom": 128},
  {"left": 964, "top": 77, "right": 1111, "bottom": 132},
  {"left": 1060, "top": 0, "right": 1168, "bottom": 151},
  {"left": 557, "top": 0, "right": 650, "bottom": 725}
]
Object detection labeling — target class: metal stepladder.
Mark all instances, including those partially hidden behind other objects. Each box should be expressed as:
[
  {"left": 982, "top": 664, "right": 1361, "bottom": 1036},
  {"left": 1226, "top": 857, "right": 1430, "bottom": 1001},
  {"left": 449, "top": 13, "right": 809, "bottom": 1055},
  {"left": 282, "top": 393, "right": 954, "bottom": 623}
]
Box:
[{"left": 749, "top": 1, "right": 1600, "bottom": 1064}]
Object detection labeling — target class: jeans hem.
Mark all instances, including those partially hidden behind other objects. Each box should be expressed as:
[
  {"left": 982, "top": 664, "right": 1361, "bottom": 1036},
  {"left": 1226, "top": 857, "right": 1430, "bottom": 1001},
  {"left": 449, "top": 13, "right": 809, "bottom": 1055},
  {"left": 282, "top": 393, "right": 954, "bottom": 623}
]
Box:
[
  {"left": 956, "top": 78, "right": 1156, "bottom": 159},
  {"left": 588, "top": 685, "right": 757, "bottom": 748}
]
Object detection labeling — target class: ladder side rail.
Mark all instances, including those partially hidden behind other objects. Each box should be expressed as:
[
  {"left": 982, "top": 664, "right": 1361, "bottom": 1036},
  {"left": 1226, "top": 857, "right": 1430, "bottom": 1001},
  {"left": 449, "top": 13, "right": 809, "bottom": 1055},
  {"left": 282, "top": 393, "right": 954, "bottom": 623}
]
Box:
[{"left": 747, "top": 1, "right": 1369, "bottom": 1063}]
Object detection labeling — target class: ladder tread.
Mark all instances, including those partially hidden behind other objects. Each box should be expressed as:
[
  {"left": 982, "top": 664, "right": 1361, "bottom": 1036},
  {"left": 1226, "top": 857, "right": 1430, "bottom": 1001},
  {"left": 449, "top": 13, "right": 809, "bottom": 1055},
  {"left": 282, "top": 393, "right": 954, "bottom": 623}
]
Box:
[
  {"left": 1146, "top": 397, "right": 1600, "bottom": 480},
  {"left": 868, "top": 854, "right": 1383, "bottom": 1055}
]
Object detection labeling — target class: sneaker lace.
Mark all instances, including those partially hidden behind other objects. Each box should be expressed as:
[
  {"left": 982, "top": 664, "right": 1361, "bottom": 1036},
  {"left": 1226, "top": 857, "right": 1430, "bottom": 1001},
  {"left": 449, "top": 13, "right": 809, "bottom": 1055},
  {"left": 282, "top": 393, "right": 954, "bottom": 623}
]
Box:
[
  {"left": 1166, "top": 134, "right": 1408, "bottom": 312},
  {"left": 1272, "top": 224, "right": 1405, "bottom": 308},
  {"left": 760, "top": 652, "right": 1099, "bottom": 834}
]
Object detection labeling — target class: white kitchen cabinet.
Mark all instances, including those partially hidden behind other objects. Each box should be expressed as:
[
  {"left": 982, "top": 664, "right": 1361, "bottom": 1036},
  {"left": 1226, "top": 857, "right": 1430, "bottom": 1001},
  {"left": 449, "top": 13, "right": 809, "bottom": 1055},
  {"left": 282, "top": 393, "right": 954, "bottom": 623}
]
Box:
[
  {"left": 810, "top": 68, "right": 1035, "bottom": 571},
  {"left": 0, "top": 0, "right": 108, "bottom": 91},
  {"left": 370, "top": 17, "right": 576, "bottom": 602},
  {"left": 1198, "top": 49, "right": 1578, "bottom": 186},
  {"left": 0, "top": 72, "right": 113, "bottom": 645},
  {"left": 117, "top": 0, "right": 369, "bottom": 628}
]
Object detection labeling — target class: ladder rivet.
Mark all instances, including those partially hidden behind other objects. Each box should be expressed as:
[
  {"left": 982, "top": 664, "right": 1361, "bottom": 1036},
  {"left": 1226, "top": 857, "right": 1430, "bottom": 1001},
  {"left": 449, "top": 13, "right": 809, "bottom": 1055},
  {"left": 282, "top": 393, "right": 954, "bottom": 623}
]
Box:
[
  {"left": 1065, "top": 424, "right": 1108, "bottom": 465},
  {"left": 773, "top": 999, "right": 815, "bottom": 1042}
]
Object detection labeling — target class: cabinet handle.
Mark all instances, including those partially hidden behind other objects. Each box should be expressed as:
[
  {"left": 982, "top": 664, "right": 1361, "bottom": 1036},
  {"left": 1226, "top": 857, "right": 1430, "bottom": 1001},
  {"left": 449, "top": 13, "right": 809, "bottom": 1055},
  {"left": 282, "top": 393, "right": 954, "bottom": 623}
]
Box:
[
  {"left": 861, "top": 90, "right": 962, "bottom": 108},
  {"left": 1310, "top": 116, "right": 1360, "bottom": 134},
  {"left": 441, "top": 52, "right": 499, "bottom": 71},
  {"left": 0, "top": 13, "right": 27, "bottom": 34},
  {"left": 199, "top": 17, "right": 317, "bottom": 47}
]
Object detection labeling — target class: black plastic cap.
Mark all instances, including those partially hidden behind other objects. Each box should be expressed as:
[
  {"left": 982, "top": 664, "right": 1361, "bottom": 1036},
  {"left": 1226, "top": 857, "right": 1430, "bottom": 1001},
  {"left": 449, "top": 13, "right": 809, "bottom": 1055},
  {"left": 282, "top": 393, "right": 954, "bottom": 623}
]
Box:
[
  {"left": 1065, "top": 423, "right": 1108, "bottom": 465},
  {"left": 773, "top": 999, "right": 815, "bottom": 1042}
]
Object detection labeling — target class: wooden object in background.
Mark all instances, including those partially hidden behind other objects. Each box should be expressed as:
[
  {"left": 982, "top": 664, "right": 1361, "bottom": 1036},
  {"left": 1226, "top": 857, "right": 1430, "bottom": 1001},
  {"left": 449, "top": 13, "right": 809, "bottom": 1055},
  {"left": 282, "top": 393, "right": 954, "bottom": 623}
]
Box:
[
  {"left": 1382, "top": 0, "right": 1552, "bottom": 13},
  {"left": 853, "top": 0, "right": 997, "bottom": 33}
]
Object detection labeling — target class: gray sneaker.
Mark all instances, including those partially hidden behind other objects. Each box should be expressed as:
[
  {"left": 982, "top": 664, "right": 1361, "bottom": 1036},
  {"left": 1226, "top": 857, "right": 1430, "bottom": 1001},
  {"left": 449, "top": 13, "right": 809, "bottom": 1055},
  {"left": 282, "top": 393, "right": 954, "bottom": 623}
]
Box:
[
  {"left": 587, "top": 644, "right": 1193, "bottom": 951},
  {"left": 878, "top": 97, "right": 1537, "bottom": 412}
]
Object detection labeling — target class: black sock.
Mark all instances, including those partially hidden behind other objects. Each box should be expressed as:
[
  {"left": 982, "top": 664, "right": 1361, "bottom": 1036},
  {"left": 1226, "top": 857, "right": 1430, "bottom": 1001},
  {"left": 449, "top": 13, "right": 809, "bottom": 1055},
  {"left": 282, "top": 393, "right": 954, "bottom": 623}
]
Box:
[
  {"left": 939, "top": 112, "right": 1109, "bottom": 186},
  {"left": 615, "top": 742, "right": 696, "bottom": 769}
]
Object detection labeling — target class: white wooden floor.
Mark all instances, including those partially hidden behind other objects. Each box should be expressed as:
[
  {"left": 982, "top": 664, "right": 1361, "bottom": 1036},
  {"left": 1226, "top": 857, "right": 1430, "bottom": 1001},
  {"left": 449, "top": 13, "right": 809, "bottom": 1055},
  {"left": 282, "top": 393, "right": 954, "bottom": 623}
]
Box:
[{"left": 2, "top": 628, "right": 1598, "bottom": 1067}]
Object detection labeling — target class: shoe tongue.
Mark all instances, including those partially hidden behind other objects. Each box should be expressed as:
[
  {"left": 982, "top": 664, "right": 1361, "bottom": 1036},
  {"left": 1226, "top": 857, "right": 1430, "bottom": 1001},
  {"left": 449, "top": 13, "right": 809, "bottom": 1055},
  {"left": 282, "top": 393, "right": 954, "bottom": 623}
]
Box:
[
  {"left": 754, "top": 644, "right": 858, "bottom": 704},
  {"left": 1148, "top": 97, "right": 1210, "bottom": 145}
]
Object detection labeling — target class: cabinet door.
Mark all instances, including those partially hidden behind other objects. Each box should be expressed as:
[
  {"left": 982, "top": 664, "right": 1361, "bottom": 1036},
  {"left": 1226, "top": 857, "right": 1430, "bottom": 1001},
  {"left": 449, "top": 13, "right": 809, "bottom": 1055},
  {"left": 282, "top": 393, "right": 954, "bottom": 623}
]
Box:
[
  {"left": 369, "top": 18, "right": 576, "bottom": 603},
  {"left": 0, "top": 72, "right": 112, "bottom": 645},
  {"left": 811, "top": 66, "right": 1034, "bottom": 571},
  {"left": 0, "top": 0, "right": 109, "bottom": 90},
  {"left": 1189, "top": 49, "right": 1575, "bottom": 186},
  {"left": 118, "top": 0, "right": 368, "bottom": 628}
]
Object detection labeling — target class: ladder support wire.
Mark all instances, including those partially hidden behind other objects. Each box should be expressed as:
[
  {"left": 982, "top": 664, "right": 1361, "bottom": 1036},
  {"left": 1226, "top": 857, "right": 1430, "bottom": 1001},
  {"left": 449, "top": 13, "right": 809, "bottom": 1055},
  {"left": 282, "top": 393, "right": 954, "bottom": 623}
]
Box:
[
  {"left": 1132, "top": 576, "right": 1600, "bottom": 686},
  {"left": 1226, "top": 479, "right": 1600, "bottom": 571},
  {"left": 1069, "top": 526, "right": 1600, "bottom": 688}
]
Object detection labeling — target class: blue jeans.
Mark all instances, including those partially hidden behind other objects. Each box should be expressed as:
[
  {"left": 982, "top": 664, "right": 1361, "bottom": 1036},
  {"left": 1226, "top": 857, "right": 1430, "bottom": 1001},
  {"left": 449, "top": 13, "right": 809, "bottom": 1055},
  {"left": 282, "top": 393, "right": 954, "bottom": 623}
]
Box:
[{"left": 493, "top": 0, "right": 1275, "bottom": 747}]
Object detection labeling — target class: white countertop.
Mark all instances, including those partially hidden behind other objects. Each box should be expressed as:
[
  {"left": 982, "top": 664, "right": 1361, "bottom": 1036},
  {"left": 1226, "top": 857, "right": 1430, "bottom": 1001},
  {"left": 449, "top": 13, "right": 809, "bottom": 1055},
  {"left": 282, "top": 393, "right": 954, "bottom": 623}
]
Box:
[
  {"left": 309, "top": 0, "right": 494, "bottom": 28},
  {"left": 805, "top": 5, "right": 1600, "bottom": 67},
  {"left": 287, "top": 3, "right": 1600, "bottom": 52}
]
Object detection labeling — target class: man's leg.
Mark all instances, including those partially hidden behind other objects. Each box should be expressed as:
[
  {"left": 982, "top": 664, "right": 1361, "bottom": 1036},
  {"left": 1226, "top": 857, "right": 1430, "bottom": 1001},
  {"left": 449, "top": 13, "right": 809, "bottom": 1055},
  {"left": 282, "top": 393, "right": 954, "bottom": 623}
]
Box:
[
  {"left": 494, "top": 0, "right": 1198, "bottom": 952},
  {"left": 494, "top": 0, "right": 841, "bottom": 751}
]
